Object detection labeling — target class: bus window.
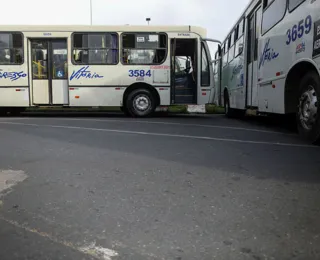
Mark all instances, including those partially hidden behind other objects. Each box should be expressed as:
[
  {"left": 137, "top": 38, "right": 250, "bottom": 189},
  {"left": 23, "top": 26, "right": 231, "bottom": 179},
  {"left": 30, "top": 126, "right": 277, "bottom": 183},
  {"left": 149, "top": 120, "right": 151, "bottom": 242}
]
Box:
[
  {"left": 234, "top": 25, "right": 239, "bottom": 43},
  {"left": 201, "top": 43, "right": 210, "bottom": 86},
  {"left": 225, "top": 39, "right": 229, "bottom": 52},
  {"left": 222, "top": 44, "right": 228, "bottom": 68},
  {"left": 121, "top": 33, "right": 167, "bottom": 65},
  {"left": 213, "top": 51, "right": 218, "bottom": 74},
  {"left": 52, "top": 41, "right": 68, "bottom": 79},
  {"left": 72, "top": 33, "right": 118, "bottom": 65},
  {"left": 227, "top": 35, "right": 232, "bottom": 49},
  {"left": 256, "top": 8, "right": 262, "bottom": 38},
  {"left": 262, "top": 0, "right": 286, "bottom": 34},
  {"left": 31, "top": 40, "right": 48, "bottom": 79},
  {"left": 0, "top": 33, "right": 23, "bottom": 64},
  {"left": 228, "top": 46, "right": 235, "bottom": 63},
  {"left": 239, "top": 18, "right": 245, "bottom": 35},
  {"left": 235, "top": 36, "right": 244, "bottom": 57},
  {"left": 247, "top": 16, "right": 255, "bottom": 64},
  {"left": 254, "top": 7, "right": 262, "bottom": 60},
  {"left": 228, "top": 31, "right": 235, "bottom": 63},
  {"left": 288, "top": 0, "right": 305, "bottom": 11}
]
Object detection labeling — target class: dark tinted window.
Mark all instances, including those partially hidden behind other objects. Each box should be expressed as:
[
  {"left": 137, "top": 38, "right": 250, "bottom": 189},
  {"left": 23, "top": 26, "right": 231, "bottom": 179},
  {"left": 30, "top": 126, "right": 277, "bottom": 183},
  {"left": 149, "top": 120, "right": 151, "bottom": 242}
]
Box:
[
  {"left": 72, "top": 33, "right": 118, "bottom": 65},
  {"left": 122, "top": 33, "right": 167, "bottom": 65},
  {"left": 0, "top": 33, "right": 23, "bottom": 64}
]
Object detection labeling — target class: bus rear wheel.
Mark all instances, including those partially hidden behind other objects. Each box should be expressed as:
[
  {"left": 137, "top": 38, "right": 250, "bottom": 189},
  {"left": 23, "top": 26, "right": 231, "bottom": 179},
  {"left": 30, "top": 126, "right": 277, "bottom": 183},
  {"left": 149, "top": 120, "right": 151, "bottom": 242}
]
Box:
[
  {"left": 296, "top": 71, "right": 320, "bottom": 144},
  {"left": 126, "top": 88, "right": 156, "bottom": 117}
]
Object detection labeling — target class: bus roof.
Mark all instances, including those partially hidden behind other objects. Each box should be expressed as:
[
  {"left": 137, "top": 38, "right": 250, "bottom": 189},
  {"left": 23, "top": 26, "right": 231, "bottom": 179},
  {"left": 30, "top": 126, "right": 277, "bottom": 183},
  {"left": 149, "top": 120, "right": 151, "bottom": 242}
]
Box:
[{"left": 0, "top": 25, "right": 207, "bottom": 37}]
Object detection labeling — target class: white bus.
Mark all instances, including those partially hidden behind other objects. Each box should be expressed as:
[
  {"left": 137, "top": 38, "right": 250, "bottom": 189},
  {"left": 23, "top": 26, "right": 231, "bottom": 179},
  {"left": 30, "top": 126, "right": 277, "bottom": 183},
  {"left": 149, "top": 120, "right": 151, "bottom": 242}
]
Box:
[
  {"left": 214, "top": 0, "right": 320, "bottom": 144},
  {"left": 0, "top": 25, "right": 219, "bottom": 117}
]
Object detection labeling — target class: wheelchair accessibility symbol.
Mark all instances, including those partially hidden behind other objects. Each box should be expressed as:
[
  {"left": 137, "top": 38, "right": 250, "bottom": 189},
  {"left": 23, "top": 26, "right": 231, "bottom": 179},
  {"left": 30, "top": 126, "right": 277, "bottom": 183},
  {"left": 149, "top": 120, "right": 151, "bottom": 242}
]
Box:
[{"left": 57, "top": 70, "right": 64, "bottom": 78}]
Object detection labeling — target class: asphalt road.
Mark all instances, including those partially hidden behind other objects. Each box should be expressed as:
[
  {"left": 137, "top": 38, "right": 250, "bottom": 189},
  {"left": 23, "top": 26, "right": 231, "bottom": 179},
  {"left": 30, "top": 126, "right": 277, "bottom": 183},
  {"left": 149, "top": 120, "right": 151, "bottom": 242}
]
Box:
[{"left": 0, "top": 113, "right": 319, "bottom": 260}]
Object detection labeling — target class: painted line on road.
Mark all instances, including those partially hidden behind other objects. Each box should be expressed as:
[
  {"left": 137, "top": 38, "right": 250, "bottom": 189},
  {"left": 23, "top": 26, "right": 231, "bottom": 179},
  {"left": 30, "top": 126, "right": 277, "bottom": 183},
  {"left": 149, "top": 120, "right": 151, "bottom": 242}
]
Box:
[
  {"left": 0, "top": 216, "right": 118, "bottom": 260},
  {"left": 0, "top": 121, "right": 315, "bottom": 148},
  {"left": 5, "top": 117, "right": 294, "bottom": 135},
  {"left": 0, "top": 169, "right": 27, "bottom": 196}
]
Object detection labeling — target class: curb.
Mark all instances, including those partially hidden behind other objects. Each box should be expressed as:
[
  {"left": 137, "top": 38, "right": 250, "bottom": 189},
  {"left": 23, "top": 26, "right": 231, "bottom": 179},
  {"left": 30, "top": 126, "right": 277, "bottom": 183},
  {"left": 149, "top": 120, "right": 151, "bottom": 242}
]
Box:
[{"left": 24, "top": 105, "right": 225, "bottom": 115}]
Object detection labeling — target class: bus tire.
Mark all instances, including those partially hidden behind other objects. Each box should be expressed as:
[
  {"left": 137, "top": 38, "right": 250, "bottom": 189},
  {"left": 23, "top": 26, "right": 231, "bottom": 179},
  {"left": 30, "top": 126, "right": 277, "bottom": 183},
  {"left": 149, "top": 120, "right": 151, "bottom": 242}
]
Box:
[
  {"left": 296, "top": 71, "right": 320, "bottom": 145},
  {"left": 126, "top": 88, "right": 156, "bottom": 117}
]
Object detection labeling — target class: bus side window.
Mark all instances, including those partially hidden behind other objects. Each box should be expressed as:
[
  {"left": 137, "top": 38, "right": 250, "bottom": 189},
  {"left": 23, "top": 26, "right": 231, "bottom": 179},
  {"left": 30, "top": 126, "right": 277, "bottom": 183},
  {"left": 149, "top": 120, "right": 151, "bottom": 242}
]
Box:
[
  {"left": 261, "top": 0, "right": 286, "bottom": 34},
  {"left": 0, "top": 33, "right": 23, "bottom": 65},
  {"left": 72, "top": 33, "right": 118, "bottom": 65},
  {"left": 201, "top": 43, "right": 210, "bottom": 86},
  {"left": 228, "top": 32, "right": 235, "bottom": 63},
  {"left": 254, "top": 7, "right": 262, "bottom": 60},
  {"left": 213, "top": 51, "right": 218, "bottom": 74},
  {"left": 121, "top": 33, "right": 167, "bottom": 65},
  {"left": 240, "top": 18, "right": 245, "bottom": 34},
  {"left": 234, "top": 17, "right": 245, "bottom": 58},
  {"left": 235, "top": 37, "right": 244, "bottom": 57},
  {"left": 288, "top": 0, "right": 305, "bottom": 11},
  {"left": 234, "top": 24, "right": 239, "bottom": 43},
  {"left": 222, "top": 43, "right": 228, "bottom": 68}
]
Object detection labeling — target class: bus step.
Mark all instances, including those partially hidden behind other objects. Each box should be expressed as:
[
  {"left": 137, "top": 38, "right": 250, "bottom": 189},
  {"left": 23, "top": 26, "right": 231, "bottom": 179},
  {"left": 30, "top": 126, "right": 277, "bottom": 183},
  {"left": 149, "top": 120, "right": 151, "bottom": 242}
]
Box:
[
  {"left": 175, "top": 87, "right": 193, "bottom": 90},
  {"left": 175, "top": 90, "right": 194, "bottom": 96},
  {"left": 174, "top": 95, "right": 195, "bottom": 104}
]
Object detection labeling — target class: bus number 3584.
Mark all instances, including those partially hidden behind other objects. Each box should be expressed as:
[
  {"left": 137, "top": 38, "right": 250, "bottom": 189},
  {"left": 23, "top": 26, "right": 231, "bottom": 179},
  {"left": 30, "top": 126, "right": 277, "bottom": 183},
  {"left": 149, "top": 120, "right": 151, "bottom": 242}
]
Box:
[{"left": 128, "top": 70, "right": 152, "bottom": 77}]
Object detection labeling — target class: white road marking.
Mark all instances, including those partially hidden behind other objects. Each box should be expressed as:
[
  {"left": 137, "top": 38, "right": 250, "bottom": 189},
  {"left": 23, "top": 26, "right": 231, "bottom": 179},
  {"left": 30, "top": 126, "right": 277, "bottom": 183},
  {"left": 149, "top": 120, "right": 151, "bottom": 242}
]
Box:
[
  {"left": 6, "top": 117, "right": 293, "bottom": 135},
  {"left": 79, "top": 242, "right": 118, "bottom": 260},
  {"left": 0, "top": 121, "right": 315, "bottom": 148},
  {"left": 0, "top": 217, "right": 118, "bottom": 260},
  {"left": 0, "top": 170, "right": 27, "bottom": 195},
  {"left": 0, "top": 170, "right": 118, "bottom": 260}
]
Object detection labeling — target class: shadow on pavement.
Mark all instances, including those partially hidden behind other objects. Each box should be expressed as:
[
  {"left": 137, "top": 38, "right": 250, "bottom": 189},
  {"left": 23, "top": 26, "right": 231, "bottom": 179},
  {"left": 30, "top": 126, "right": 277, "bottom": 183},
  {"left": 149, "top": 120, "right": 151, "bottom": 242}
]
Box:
[
  {"left": 16, "top": 111, "right": 298, "bottom": 133},
  {"left": 2, "top": 111, "right": 319, "bottom": 184}
]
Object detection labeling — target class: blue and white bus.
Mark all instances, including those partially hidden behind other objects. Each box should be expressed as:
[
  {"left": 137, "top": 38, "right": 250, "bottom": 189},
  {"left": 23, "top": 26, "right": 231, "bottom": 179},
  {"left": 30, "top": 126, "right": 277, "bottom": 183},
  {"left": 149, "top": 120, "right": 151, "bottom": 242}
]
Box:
[
  {"left": 214, "top": 0, "right": 320, "bottom": 144},
  {"left": 0, "top": 25, "right": 219, "bottom": 117}
]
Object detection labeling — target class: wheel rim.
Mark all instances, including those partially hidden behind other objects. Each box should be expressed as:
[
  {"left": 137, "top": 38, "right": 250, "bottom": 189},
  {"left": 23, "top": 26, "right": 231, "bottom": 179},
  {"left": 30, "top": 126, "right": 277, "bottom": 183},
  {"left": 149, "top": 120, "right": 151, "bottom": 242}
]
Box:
[
  {"left": 133, "top": 94, "right": 151, "bottom": 112},
  {"left": 298, "top": 85, "right": 318, "bottom": 130}
]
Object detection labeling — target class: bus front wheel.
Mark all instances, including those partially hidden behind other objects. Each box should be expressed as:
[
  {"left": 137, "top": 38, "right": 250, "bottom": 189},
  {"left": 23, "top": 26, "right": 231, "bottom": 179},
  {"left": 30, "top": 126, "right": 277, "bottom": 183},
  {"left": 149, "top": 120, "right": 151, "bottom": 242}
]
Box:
[
  {"left": 126, "top": 88, "right": 156, "bottom": 117},
  {"left": 296, "top": 71, "right": 320, "bottom": 144}
]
